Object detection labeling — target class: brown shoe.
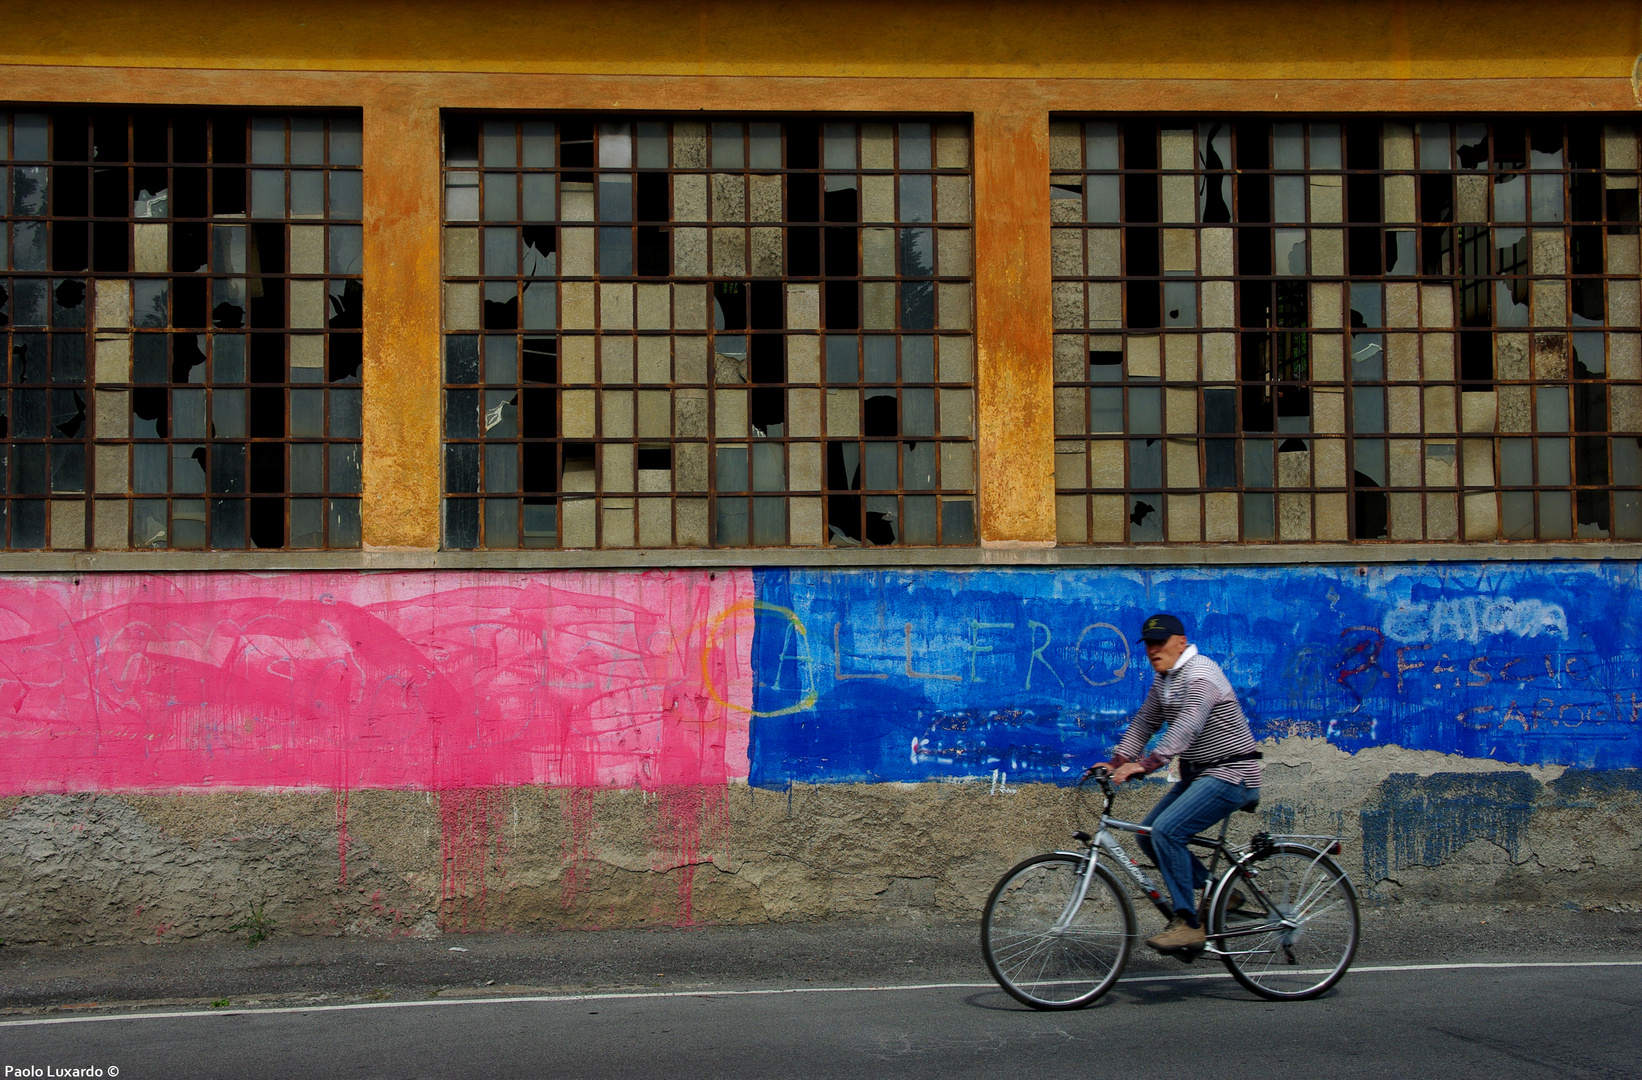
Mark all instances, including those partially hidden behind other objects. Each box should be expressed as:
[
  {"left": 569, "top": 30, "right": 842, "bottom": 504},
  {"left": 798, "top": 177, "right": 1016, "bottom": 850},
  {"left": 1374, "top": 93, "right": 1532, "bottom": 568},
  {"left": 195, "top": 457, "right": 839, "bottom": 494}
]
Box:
[{"left": 1146, "top": 915, "right": 1206, "bottom": 952}]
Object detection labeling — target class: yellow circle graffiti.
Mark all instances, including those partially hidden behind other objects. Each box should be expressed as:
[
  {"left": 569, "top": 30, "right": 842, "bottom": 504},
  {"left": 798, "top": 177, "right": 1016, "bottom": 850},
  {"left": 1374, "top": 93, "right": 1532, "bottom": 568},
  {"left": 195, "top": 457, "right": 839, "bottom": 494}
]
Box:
[
  {"left": 1077, "top": 622, "right": 1131, "bottom": 687},
  {"left": 699, "top": 600, "right": 819, "bottom": 717}
]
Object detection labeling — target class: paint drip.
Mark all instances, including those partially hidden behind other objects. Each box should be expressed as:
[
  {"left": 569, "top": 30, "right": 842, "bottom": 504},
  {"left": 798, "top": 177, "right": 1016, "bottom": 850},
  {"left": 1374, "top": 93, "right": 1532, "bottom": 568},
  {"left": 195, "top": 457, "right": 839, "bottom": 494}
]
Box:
[
  {"left": 558, "top": 786, "right": 598, "bottom": 911},
  {"left": 439, "top": 787, "right": 506, "bottom": 932},
  {"left": 335, "top": 789, "right": 350, "bottom": 887},
  {"left": 653, "top": 784, "right": 730, "bottom": 926}
]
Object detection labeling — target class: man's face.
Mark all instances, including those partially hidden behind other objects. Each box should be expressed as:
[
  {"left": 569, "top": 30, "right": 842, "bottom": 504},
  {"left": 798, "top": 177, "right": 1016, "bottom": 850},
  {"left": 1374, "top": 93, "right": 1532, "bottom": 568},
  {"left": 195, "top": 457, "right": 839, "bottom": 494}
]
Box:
[{"left": 1145, "top": 634, "right": 1188, "bottom": 673}]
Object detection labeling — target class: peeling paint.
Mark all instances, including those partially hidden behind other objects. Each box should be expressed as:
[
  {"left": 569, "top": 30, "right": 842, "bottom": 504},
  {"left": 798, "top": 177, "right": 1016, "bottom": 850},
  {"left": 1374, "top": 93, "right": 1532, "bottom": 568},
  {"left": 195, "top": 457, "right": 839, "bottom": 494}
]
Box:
[{"left": 1359, "top": 772, "right": 1540, "bottom": 883}]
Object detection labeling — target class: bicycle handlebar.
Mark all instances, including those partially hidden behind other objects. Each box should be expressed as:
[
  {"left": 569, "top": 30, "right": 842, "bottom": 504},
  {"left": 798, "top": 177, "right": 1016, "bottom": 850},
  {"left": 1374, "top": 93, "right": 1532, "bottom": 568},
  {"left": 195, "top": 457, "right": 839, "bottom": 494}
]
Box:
[
  {"left": 1077, "top": 766, "right": 1117, "bottom": 820},
  {"left": 1082, "top": 766, "right": 1115, "bottom": 790}
]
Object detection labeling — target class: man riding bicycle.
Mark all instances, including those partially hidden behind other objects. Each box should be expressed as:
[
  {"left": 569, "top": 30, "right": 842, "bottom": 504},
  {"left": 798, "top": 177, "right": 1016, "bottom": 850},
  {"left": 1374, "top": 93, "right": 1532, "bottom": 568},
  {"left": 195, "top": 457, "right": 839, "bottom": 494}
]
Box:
[{"left": 1088, "top": 612, "right": 1262, "bottom": 954}]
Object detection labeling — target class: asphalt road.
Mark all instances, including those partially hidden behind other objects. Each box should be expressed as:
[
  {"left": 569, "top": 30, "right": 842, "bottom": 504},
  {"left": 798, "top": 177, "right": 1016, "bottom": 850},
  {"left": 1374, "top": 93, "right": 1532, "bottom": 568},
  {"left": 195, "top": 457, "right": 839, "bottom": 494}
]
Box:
[
  {"left": 3, "top": 961, "right": 1639, "bottom": 1080},
  {"left": 4, "top": 903, "right": 1638, "bottom": 1015}
]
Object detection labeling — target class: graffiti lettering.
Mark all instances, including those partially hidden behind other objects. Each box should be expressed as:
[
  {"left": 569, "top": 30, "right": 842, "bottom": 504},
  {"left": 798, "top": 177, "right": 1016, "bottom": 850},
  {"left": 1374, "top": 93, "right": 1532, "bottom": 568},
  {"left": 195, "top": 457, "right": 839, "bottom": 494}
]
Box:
[
  {"left": 1383, "top": 596, "right": 1569, "bottom": 645},
  {"left": 1336, "top": 626, "right": 1385, "bottom": 686},
  {"left": 967, "top": 621, "right": 1014, "bottom": 683},
  {"left": 771, "top": 615, "right": 812, "bottom": 694},
  {"left": 702, "top": 598, "right": 812, "bottom": 719},
  {"left": 1024, "top": 621, "right": 1064, "bottom": 691},
  {"left": 1456, "top": 704, "right": 1496, "bottom": 729},
  {"left": 1395, "top": 644, "right": 1430, "bottom": 691},
  {"left": 1502, "top": 700, "right": 1530, "bottom": 730},
  {"left": 1075, "top": 623, "right": 1131, "bottom": 687},
  {"left": 833, "top": 623, "right": 886, "bottom": 682}
]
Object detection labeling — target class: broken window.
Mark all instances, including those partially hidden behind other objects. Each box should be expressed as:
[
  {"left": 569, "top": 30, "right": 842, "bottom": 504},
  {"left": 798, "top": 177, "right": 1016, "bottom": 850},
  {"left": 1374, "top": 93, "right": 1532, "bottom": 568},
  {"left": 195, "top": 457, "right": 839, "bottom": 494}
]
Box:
[
  {"left": 0, "top": 109, "right": 363, "bottom": 550},
  {"left": 1049, "top": 116, "right": 1642, "bottom": 544},
  {"left": 441, "top": 115, "right": 975, "bottom": 549}
]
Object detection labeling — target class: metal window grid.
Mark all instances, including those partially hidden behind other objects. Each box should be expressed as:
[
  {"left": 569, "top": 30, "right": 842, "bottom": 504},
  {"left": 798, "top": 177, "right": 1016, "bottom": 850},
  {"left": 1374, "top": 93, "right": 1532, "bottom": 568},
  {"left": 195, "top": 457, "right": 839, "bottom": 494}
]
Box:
[
  {"left": 1050, "top": 117, "right": 1642, "bottom": 544},
  {"left": 440, "top": 115, "right": 977, "bottom": 549},
  {"left": 0, "top": 108, "right": 364, "bottom": 550}
]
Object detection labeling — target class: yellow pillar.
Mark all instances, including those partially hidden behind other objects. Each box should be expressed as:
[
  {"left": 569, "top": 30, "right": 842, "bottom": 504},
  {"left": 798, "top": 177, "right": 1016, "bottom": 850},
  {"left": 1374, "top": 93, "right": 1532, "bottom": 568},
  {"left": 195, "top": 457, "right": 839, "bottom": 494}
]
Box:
[
  {"left": 361, "top": 87, "right": 443, "bottom": 550},
  {"left": 973, "top": 108, "right": 1056, "bottom": 546}
]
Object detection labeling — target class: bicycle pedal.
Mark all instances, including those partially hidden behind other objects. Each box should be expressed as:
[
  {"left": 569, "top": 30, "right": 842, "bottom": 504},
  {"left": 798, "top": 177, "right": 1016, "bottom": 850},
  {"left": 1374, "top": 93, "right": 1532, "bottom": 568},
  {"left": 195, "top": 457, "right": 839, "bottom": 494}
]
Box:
[{"left": 1172, "top": 948, "right": 1200, "bottom": 965}]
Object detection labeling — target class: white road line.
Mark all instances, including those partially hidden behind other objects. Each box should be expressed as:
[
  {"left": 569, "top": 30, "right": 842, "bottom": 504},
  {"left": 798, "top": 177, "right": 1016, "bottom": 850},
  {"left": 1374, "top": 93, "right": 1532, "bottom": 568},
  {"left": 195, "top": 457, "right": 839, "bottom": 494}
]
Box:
[{"left": 4, "top": 960, "right": 1640, "bottom": 1028}]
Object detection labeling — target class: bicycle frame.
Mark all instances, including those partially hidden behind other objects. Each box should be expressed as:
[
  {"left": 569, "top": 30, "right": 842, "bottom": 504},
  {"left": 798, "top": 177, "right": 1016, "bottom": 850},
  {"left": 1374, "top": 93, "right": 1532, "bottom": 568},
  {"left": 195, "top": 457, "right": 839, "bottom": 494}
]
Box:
[{"left": 1062, "top": 776, "right": 1346, "bottom": 959}]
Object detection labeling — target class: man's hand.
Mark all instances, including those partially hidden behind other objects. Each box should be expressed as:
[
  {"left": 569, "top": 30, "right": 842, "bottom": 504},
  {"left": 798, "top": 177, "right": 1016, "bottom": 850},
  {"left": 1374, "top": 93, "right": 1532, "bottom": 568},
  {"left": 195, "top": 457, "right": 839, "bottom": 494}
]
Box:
[{"left": 1109, "top": 762, "right": 1147, "bottom": 784}]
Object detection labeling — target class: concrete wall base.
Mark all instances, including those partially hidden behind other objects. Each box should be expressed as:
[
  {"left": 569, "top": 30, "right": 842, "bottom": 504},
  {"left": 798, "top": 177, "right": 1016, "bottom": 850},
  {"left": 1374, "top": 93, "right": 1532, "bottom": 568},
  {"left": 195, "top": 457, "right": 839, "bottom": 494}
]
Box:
[{"left": 3, "top": 739, "right": 1636, "bottom": 945}]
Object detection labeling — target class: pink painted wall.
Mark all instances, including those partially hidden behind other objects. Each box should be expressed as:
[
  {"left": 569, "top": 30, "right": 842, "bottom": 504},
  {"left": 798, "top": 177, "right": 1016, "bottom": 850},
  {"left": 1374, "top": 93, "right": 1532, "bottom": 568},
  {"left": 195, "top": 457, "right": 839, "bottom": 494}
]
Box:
[{"left": 0, "top": 570, "right": 755, "bottom": 794}]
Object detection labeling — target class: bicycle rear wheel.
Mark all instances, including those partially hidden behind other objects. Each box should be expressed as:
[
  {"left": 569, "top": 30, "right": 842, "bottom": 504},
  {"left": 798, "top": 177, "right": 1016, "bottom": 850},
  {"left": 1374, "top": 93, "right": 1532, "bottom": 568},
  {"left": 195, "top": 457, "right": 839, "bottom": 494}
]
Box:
[
  {"left": 981, "top": 853, "right": 1134, "bottom": 1010},
  {"left": 1209, "top": 843, "right": 1359, "bottom": 1001}
]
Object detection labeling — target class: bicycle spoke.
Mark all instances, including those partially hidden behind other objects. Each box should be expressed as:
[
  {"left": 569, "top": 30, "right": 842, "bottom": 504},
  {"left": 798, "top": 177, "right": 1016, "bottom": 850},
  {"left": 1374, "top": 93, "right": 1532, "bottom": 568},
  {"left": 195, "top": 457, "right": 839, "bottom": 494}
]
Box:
[
  {"left": 991, "top": 927, "right": 1062, "bottom": 956},
  {"left": 1002, "top": 920, "right": 1073, "bottom": 971},
  {"left": 1289, "top": 872, "right": 1348, "bottom": 918},
  {"left": 1061, "top": 934, "right": 1118, "bottom": 967},
  {"left": 1293, "top": 886, "right": 1346, "bottom": 919},
  {"left": 992, "top": 933, "right": 1060, "bottom": 961},
  {"left": 1063, "top": 948, "right": 1118, "bottom": 980},
  {"left": 1000, "top": 931, "right": 1062, "bottom": 974}
]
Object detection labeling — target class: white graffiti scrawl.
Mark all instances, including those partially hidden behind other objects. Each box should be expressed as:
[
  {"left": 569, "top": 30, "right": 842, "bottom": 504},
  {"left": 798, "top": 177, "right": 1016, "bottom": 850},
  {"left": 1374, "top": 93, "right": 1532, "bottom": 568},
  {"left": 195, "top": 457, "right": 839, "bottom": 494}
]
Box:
[{"left": 1382, "top": 596, "right": 1569, "bottom": 646}]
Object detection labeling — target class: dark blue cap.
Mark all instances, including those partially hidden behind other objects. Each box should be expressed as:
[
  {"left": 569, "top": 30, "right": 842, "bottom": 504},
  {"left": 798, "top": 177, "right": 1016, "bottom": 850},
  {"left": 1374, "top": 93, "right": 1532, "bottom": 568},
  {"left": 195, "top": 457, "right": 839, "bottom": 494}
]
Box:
[{"left": 1138, "top": 613, "right": 1186, "bottom": 643}]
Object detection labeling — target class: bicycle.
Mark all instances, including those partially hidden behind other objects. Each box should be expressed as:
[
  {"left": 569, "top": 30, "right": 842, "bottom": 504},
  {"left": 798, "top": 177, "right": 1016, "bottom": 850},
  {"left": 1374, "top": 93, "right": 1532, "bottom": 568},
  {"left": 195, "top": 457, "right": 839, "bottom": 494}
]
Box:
[{"left": 980, "top": 767, "right": 1359, "bottom": 1009}]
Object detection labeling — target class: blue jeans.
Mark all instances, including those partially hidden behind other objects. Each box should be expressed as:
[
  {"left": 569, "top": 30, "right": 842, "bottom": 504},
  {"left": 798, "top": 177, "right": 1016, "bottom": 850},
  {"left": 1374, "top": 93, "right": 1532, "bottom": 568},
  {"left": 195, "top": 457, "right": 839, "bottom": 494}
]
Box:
[{"left": 1137, "top": 776, "right": 1260, "bottom": 917}]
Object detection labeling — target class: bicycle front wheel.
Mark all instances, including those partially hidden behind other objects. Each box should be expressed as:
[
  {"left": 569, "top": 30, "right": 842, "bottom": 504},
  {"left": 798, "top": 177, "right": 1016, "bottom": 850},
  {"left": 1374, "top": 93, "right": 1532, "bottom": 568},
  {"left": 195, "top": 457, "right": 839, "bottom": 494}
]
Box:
[
  {"left": 981, "top": 853, "right": 1134, "bottom": 1010},
  {"left": 1209, "top": 843, "right": 1359, "bottom": 1001}
]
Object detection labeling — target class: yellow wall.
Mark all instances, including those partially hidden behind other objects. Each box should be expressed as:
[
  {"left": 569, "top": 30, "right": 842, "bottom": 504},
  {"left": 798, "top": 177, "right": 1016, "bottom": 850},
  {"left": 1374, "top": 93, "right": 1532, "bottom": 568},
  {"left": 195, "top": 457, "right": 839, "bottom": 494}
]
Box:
[
  {"left": 0, "top": 0, "right": 1635, "bottom": 549},
  {"left": 2, "top": 0, "right": 1637, "bottom": 80}
]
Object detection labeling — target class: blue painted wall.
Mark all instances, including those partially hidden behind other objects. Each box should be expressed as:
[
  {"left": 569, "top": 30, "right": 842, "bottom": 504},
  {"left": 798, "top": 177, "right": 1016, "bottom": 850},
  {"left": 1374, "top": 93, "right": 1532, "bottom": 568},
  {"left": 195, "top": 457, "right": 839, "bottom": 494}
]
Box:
[{"left": 747, "top": 562, "right": 1642, "bottom": 787}]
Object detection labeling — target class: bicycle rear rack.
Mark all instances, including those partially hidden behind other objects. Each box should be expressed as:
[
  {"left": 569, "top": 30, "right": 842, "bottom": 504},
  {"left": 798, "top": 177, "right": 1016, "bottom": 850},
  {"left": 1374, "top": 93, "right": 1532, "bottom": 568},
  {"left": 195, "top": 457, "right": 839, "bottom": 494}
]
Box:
[{"left": 1246, "top": 831, "right": 1343, "bottom": 857}]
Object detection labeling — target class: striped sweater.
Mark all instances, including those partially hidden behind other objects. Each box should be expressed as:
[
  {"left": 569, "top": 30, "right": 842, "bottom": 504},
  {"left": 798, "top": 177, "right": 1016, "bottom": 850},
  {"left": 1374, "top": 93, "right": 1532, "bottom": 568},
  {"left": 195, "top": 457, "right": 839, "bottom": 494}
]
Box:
[{"left": 1111, "top": 645, "right": 1262, "bottom": 788}]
